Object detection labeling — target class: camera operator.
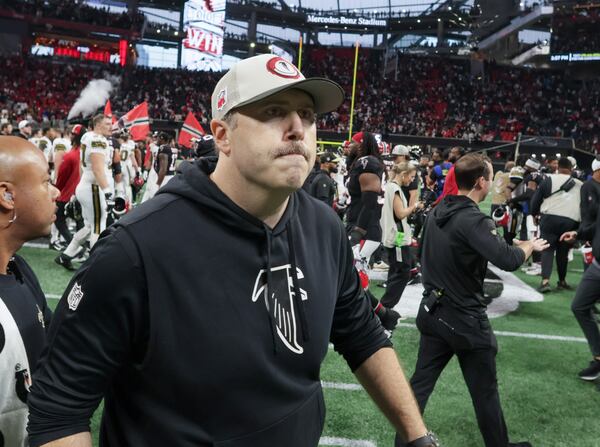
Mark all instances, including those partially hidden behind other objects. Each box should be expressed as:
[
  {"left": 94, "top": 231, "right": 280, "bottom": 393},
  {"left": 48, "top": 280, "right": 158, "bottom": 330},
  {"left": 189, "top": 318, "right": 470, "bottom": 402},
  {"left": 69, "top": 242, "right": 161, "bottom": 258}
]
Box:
[
  {"left": 531, "top": 157, "right": 582, "bottom": 293},
  {"left": 396, "top": 153, "right": 548, "bottom": 447}
]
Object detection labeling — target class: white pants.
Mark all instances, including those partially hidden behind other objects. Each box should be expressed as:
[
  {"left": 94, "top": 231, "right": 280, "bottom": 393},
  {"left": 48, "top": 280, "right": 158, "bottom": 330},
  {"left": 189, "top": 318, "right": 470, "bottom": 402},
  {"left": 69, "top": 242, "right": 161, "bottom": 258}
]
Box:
[
  {"left": 141, "top": 169, "right": 158, "bottom": 203},
  {"left": 64, "top": 182, "right": 106, "bottom": 255},
  {"left": 116, "top": 161, "right": 134, "bottom": 204}
]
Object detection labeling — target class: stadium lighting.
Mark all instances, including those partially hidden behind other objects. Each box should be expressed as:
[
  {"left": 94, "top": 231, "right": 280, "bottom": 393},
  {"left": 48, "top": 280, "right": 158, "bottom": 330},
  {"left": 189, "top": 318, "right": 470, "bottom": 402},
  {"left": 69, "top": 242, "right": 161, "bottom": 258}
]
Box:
[
  {"left": 417, "top": 19, "right": 421, "bottom": 23},
  {"left": 174, "top": 31, "right": 179, "bottom": 36},
  {"left": 344, "top": 26, "right": 347, "bottom": 29},
  {"left": 250, "top": 42, "right": 256, "bottom": 48},
  {"left": 438, "top": 18, "right": 441, "bottom": 22},
  {"left": 325, "top": 25, "right": 328, "bottom": 28},
  {"left": 157, "top": 29, "right": 161, "bottom": 33}
]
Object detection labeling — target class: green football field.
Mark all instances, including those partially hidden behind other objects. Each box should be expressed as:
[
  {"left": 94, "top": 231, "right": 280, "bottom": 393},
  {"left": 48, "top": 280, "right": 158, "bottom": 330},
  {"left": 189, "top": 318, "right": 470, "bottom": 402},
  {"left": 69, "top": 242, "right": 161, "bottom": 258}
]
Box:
[{"left": 18, "top": 197, "right": 600, "bottom": 446}]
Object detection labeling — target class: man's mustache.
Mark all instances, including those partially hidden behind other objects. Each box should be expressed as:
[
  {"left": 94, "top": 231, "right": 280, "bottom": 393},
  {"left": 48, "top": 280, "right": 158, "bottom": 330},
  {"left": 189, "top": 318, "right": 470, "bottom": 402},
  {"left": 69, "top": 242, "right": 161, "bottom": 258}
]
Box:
[{"left": 273, "top": 142, "right": 309, "bottom": 160}]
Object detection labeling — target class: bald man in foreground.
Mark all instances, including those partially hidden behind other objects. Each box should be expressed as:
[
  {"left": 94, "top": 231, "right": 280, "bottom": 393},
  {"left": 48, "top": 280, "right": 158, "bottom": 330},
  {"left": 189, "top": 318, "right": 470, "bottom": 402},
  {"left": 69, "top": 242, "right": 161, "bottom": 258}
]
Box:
[{"left": 0, "top": 137, "right": 59, "bottom": 446}]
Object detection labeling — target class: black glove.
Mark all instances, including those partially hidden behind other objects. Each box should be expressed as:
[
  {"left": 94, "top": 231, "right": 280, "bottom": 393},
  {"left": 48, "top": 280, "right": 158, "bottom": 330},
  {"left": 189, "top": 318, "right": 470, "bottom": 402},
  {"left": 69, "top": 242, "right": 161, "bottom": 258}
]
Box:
[
  {"left": 104, "top": 190, "right": 115, "bottom": 211},
  {"left": 407, "top": 432, "right": 441, "bottom": 447}
]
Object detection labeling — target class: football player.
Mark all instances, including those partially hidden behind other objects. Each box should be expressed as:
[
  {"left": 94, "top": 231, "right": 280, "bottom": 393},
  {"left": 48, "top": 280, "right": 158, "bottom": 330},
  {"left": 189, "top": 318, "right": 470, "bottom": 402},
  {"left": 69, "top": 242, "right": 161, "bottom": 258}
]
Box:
[
  {"left": 115, "top": 131, "right": 138, "bottom": 205},
  {"left": 147, "top": 132, "right": 178, "bottom": 197},
  {"left": 55, "top": 114, "right": 113, "bottom": 270},
  {"left": 140, "top": 133, "right": 160, "bottom": 203}
]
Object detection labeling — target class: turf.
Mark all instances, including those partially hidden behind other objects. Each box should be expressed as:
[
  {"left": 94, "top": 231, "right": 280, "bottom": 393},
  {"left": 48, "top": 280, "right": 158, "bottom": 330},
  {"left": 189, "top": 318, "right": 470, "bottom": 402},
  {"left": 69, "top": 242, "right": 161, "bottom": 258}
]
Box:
[{"left": 18, "top": 197, "right": 600, "bottom": 446}]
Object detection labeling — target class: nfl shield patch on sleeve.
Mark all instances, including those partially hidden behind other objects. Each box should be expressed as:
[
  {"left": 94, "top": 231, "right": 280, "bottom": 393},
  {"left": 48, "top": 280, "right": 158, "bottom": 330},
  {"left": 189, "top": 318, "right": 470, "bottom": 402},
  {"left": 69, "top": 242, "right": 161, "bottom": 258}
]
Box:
[{"left": 67, "top": 282, "right": 84, "bottom": 311}]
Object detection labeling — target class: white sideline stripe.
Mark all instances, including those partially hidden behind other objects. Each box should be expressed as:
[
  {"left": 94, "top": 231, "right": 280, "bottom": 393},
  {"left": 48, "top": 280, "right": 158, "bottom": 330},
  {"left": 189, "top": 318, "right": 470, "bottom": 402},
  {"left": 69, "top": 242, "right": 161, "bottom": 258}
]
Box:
[
  {"left": 24, "top": 242, "right": 49, "bottom": 249},
  {"left": 396, "top": 322, "right": 587, "bottom": 343},
  {"left": 319, "top": 437, "right": 376, "bottom": 447},
  {"left": 321, "top": 381, "right": 362, "bottom": 391},
  {"left": 46, "top": 294, "right": 61, "bottom": 300}
]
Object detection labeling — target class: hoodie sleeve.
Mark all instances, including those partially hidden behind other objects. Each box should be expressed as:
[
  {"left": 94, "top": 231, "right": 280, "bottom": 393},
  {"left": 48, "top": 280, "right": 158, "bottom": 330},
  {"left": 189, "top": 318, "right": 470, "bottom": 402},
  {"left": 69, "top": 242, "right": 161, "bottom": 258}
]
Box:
[
  {"left": 330, "top": 223, "right": 391, "bottom": 372},
  {"left": 27, "top": 229, "right": 148, "bottom": 447},
  {"left": 466, "top": 215, "right": 526, "bottom": 271}
]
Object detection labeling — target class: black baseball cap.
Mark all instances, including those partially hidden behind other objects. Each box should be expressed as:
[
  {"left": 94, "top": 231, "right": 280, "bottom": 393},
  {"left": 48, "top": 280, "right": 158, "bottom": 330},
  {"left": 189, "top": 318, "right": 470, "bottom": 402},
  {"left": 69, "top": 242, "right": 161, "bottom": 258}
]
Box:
[{"left": 320, "top": 153, "right": 340, "bottom": 164}]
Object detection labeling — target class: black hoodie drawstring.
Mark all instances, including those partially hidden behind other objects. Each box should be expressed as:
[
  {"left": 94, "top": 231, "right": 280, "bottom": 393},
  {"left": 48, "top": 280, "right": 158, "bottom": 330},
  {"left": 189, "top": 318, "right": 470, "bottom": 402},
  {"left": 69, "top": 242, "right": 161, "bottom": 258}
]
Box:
[
  {"left": 263, "top": 224, "right": 279, "bottom": 354},
  {"left": 286, "top": 223, "right": 310, "bottom": 342}
]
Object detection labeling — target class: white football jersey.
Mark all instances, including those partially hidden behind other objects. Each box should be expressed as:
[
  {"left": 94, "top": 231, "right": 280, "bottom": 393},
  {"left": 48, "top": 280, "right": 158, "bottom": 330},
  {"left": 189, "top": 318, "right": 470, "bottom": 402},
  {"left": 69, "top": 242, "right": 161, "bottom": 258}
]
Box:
[
  {"left": 38, "top": 136, "right": 53, "bottom": 162},
  {"left": 80, "top": 131, "right": 111, "bottom": 183},
  {"left": 52, "top": 137, "right": 71, "bottom": 154},
  {"left": 120, "top": 140, "right": 136, "bottom": 163}
]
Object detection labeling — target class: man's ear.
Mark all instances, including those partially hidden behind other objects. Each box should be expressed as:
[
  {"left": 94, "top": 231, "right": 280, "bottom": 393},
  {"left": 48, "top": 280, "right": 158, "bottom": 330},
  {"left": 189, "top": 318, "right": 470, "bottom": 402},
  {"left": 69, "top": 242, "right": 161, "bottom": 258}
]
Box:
[
  {"left": 210, "top": 119, "right": 231, "bottom": 156},
  {"left": 0, "top": 182, "right": 15, "bottom": 210}
]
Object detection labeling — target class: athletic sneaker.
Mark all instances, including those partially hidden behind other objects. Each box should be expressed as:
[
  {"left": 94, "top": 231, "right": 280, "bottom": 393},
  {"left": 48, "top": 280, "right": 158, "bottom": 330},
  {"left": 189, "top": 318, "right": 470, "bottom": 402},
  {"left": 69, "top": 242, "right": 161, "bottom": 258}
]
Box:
[
  {"left": 524, "top": 264, "right": 542, "bottom": 276},
  {"left": 54, "top": 254, "right": 76, "bottom": 271},
  {"left": 578, "top": 359, "right": 600, "bottom": 381},
  {"left": 372, "top": 261, "right": 389, "bottom": 271},
  {"left": 72, "top": 249, "right": 89, "bottom": 263},
  {"left": 556, "top": 280, "right": 572, "bottom": 291},
  {"left": 49, "top": 240, "right": 66, "bottom": 251},
  {"left": 537, "top": 282, "right": 551, "bottom": 293}
]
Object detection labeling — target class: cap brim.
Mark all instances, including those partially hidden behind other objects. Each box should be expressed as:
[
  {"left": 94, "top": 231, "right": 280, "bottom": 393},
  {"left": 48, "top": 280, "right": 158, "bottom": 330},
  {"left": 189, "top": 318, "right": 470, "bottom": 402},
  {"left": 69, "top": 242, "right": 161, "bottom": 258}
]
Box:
[{"left": 232, "top": 77, "right": 345, "bottom": 115}]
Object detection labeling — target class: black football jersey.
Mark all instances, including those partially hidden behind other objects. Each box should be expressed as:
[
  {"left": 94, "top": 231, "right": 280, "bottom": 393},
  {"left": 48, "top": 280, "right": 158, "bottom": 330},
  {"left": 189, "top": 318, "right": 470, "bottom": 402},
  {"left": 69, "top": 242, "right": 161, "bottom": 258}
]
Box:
[
  {"left": 154, "top": 145, "right": 179, "bottom": 175},
  {"left": 346, "top": 156, "right": 384, "bottom": 226}
]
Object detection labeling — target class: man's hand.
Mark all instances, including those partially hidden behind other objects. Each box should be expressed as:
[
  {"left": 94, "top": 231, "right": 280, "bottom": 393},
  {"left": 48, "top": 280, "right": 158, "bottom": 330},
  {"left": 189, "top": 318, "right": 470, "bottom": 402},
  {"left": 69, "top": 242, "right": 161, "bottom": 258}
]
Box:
[
  {"left": 530, "top": 237, "right": 549, "bottom": 252},
  {"left": 513, "top": 237, "right": 549, "bottom": 259},
  {"left": 560, "top": 231, "right": 578, "bottom": 243}
]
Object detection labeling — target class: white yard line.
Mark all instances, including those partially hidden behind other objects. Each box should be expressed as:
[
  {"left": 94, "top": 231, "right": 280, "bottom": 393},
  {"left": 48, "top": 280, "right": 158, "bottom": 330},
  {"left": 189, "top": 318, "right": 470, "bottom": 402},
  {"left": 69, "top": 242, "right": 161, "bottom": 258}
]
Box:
[
  {"left": 319, "top": 437, "right": 377, "bottom": 447},
  {"left": 396, "top": 322, "right": 587, "bottom": 343},
  {"left": 23, "top": 242, "right": 50, "bottom": 249},
  {"left": 321, "top": 381, "right": 362, "bottom": 391}
]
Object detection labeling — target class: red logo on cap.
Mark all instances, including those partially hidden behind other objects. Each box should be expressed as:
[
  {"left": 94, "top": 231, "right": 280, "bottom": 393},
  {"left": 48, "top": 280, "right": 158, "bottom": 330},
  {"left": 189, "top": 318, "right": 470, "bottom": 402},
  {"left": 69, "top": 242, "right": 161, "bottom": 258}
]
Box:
[
  {"left": 266, "top": 57, "right": 301, "bottom": 79},
  {"left": 217, "top": 88, "right": 227, "bottom": 110}
]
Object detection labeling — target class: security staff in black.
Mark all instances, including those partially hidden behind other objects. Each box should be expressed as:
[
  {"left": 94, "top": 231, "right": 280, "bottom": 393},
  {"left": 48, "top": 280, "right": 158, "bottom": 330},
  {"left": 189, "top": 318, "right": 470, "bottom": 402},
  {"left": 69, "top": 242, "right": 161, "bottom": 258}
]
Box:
[
  {"left": 309, "top": 153, "right": 338, "bottom": 207},
  {"left": 396, "top": 154, "right": 548, "bottom": 447}
]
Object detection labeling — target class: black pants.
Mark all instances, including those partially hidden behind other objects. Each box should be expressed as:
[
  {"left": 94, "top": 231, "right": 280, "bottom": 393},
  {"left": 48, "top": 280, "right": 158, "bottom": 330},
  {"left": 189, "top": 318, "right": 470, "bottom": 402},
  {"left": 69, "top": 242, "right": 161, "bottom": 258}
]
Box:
[
  {"left": 539, "top": 215, "right": 578, "bottom": 282},
  {"left": 381, "top": 246, "right": 411, "bottom": 308},
  {"left": 395, "top": 303, "right": 508, "bottom": 447},
  {"left": 572, "top": 260, "right": 600, "bottom": 358},
  {"left": 55, "top": 201, "right": 73, "bottom": 244}
]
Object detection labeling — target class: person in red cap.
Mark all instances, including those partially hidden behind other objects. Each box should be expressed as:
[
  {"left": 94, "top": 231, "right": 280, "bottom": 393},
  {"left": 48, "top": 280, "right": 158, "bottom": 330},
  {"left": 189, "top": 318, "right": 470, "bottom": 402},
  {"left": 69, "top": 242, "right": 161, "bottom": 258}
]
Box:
[{"left": 52, "top": 125, "right": 85, "bottom": 247}]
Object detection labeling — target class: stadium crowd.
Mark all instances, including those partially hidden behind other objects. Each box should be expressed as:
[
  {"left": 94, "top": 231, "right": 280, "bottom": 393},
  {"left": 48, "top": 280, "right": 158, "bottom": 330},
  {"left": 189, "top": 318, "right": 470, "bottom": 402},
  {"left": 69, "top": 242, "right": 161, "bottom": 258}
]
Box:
[
  {"left": 1, "top": 50, "right": 599, "bottom": 154},
  {"left": 4, "top": 0, "right": 145, "bottom": 30},
  {"left": 551, "top": 3, "right": 600, "bottom": 54}
]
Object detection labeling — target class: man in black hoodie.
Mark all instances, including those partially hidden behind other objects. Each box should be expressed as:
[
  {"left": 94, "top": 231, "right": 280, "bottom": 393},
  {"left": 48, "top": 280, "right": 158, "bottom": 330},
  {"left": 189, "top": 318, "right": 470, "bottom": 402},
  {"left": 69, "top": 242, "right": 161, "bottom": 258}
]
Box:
[
  {"left": 28, "top": 55, "right": 439, "bottom": 447},
  {"left": 396, "top": 154, "right": 548, "bottom": 447},
  {"left": 560, "top": 157, "right": 600, "bottom": 381}
]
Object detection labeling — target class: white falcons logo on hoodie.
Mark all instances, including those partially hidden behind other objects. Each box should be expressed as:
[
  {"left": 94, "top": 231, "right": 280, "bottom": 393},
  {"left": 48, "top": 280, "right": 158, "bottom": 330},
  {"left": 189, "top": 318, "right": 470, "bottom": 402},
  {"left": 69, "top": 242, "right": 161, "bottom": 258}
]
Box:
[{"left": 251, "top": 264, "right": 308, "bottom": 354}]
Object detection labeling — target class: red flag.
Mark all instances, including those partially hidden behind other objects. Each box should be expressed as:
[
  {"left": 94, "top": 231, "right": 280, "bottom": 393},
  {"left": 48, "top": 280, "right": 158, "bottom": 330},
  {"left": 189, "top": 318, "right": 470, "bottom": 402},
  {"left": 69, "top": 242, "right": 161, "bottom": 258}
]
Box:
[
  {"left": 178, "top": 111, "right": 205, "bottom": 148},
  {"left": 104, "top": 100, "right": 118, "bottom": 130},
  {"left": 119, "top": 102, "right": 150, "bottom": 141}
]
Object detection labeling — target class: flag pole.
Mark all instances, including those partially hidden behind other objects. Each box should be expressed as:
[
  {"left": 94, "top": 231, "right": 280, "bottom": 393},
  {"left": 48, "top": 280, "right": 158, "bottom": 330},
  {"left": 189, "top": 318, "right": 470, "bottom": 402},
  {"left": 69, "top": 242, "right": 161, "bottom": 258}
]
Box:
[
  {"left": 348, "top": 41, "right": 360, "bottom": 141},
  {"left": 297, "top": 36, "right": 303, "bottom": 71}
]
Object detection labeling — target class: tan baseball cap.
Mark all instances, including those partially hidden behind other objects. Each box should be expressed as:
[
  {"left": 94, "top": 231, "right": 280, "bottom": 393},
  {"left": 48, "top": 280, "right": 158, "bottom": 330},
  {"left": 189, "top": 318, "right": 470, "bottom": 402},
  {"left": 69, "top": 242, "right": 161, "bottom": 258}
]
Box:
[{"left": 211, "top": 54, "right": 345, "bottom": 120}]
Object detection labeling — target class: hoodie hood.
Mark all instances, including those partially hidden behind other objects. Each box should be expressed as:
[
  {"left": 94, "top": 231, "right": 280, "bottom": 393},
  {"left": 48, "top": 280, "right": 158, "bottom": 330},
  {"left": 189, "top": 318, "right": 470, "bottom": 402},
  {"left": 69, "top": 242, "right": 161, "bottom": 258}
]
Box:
[
  {"left": 157, "top": 157, "right": 309, "bottom": 352},
  {"left": 158, "top": 157, "right": 297, "bottom": 236},
  {"left": 433, "top": 194, "right": 479, "bottom": 227}
]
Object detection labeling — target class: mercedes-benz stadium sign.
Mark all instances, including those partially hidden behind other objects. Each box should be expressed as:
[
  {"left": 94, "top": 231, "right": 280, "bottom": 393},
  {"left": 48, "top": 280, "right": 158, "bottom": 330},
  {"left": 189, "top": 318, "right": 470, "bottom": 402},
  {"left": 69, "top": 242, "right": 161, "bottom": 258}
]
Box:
[{"left": 306, "top": 14, "right": 387, "bottom": 28}]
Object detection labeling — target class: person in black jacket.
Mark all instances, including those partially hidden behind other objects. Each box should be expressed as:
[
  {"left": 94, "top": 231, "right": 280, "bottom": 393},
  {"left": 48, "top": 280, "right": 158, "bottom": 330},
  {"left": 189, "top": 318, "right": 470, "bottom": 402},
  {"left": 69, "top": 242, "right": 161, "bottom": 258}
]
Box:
[
  {"left": 308, "top": 152, "right": 339, "bottom": 207},
  {"left": 396, "top": 154, "right": 548, "bottom": 447},
  {"left": 28, "top": 55, "right": 440, "bottom": 447},
  {"left": 560, "top": 157, "right": 600, "bottom": 381},
  {"left": 0, "top": 137, "right": 57, "bottom": 446}
]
